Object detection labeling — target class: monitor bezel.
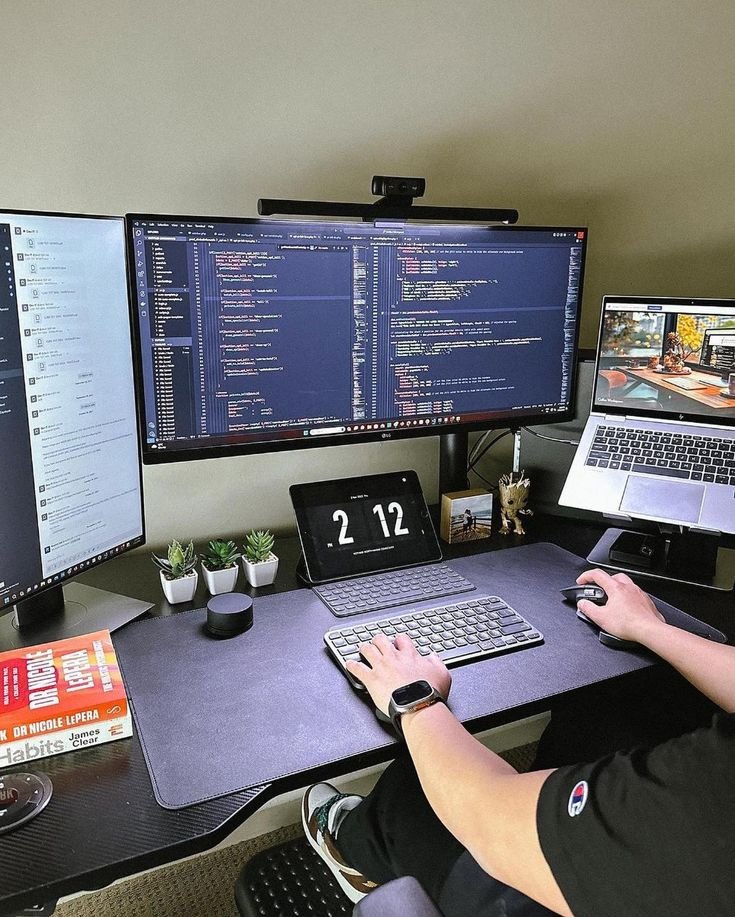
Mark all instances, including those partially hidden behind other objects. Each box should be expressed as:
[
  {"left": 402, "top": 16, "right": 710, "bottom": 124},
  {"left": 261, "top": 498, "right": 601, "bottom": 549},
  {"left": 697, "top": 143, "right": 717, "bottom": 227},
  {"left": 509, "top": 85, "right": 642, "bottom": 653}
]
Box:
[
  {"left": 125, "top": 213, "right": 588, "bottom": 465},
  {"left": 591, "top": 294, "right": 735, "bottom": 427},
  {"left": 0, "top": 208, "right": 146, "bottom": 620}
]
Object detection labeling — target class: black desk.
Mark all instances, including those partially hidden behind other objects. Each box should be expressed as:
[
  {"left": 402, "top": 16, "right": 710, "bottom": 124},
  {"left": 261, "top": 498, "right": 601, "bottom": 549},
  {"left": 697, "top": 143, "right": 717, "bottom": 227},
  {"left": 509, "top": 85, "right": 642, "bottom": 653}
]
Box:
[{"left": 1, "top": 516, "right": 732, "bottom": 915}]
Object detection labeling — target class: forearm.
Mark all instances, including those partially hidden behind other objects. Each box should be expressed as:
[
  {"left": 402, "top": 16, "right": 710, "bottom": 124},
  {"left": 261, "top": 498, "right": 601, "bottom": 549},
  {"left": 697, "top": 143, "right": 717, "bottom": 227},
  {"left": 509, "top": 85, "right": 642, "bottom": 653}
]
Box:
[
  {"left": 346, "top": 634, "right": 570, "bottom": 911},
  {"left": 403, "top": 702, "right": 516, "bottom": 842},
  {"left": 576, "top": 569, "right": 735, "bottom": 712},
  {"left": 402, "top": 702, "right": 571, "bottom": 915},
  {"left": 640, "top": 620, "right": 735, "bottom": 712}
]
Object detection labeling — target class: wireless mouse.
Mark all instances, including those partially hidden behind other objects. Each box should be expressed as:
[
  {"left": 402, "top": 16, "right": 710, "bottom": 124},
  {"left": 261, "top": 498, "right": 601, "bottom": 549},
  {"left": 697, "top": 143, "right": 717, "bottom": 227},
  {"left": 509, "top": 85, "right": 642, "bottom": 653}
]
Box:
[
  {"left": 597, "top": 630, "right": 639, "bottom": 650},
  {"left": 561, "top": 585, "right": 639, "bottom": 650},
  {"left": 579, "top": 610, "right": 639, "bottom": 650},
  {"left": 560, "top": 584, "right": 608, "bottom": 605}
]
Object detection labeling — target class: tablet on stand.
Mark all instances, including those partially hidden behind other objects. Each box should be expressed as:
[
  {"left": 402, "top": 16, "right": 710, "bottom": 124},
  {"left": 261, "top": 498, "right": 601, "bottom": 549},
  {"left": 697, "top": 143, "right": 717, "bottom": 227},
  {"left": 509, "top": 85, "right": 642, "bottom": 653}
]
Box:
[{"left": 289, "top": 470, "right": 442, "bottom": 585}]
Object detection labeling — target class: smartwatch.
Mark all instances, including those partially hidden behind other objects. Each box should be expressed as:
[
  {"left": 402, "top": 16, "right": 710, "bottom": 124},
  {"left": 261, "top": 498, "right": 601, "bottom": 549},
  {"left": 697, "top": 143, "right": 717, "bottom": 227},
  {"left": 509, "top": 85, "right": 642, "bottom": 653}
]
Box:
[{"left": 388, "top": 680, "right": 445, "bottom": 735}]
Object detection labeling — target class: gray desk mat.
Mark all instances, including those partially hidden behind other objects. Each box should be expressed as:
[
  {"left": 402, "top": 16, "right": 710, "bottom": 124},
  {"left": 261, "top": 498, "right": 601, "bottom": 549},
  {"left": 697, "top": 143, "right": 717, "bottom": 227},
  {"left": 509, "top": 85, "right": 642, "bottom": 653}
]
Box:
[{"left": 113, "top": 543, "right": 718, "bottom": 809}]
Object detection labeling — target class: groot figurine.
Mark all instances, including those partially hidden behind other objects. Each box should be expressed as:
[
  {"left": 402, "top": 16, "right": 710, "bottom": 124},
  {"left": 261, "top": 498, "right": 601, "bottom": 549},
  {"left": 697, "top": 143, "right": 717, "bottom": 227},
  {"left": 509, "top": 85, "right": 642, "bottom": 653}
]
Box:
[{"left": 498, "top": 471, "right": 533, "bottom": 535}]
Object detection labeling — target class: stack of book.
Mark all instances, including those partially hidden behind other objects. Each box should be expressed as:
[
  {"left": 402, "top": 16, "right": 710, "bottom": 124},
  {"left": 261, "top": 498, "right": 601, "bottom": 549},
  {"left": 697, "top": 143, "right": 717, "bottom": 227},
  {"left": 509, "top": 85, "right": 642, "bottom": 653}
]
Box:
[{"left": 0, "top": 629, "right": 131, "bottom": 768}]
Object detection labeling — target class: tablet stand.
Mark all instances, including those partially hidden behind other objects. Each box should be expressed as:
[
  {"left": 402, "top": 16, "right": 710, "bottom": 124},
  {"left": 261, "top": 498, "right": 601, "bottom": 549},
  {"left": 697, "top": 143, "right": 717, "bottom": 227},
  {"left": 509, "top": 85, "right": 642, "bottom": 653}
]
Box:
[
  {"left": 295, "top": 554, "right": 314, "bottom": 586},
  {"left": 587, "top": 526, "right": 735, "bottom": 591}
]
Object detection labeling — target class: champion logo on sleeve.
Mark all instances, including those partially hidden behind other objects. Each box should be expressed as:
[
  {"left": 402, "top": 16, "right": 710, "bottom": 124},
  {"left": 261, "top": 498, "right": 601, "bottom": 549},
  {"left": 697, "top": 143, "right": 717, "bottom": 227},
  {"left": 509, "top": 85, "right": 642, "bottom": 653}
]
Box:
[{"left": 567, "top": 780, "right": 589, "bottom": 817}]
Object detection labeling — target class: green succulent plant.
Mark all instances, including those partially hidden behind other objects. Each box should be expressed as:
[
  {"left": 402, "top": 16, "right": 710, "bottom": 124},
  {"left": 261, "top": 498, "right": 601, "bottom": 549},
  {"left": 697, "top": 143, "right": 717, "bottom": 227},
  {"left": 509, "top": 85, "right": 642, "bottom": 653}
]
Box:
[
  {"left": 152, "top": 539, "right": 197, "bottom": 579},
  {"left": 243, "top": 530, "right": 275, "bottom": 564},
  {"left": 200, "top": 538, "right": 241, "bottom": 571}
]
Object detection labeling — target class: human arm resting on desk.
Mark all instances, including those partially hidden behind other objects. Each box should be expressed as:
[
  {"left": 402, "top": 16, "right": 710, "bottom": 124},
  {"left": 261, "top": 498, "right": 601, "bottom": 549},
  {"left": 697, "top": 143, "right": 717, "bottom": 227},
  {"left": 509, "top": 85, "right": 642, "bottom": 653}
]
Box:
[
  {"left": 576, "top": 568, "right": 735, "bottom": 712},
  {"left": 346, "top": 636, "right": 573, "bottom": 916}
]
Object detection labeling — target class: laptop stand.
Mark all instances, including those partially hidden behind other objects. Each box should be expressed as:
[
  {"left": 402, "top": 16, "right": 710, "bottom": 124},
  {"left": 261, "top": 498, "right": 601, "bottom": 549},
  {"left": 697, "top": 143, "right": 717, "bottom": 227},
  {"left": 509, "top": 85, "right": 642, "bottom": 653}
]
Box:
[{"left": 587, "top": 526, "right": 735, "bottom": 591}]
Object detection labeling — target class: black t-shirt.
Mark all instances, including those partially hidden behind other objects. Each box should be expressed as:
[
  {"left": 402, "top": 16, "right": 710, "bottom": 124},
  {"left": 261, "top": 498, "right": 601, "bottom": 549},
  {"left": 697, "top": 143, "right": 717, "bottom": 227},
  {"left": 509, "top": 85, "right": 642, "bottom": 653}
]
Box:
[{"left": 536, "top": 712, "right": 735, "bottom": 917}]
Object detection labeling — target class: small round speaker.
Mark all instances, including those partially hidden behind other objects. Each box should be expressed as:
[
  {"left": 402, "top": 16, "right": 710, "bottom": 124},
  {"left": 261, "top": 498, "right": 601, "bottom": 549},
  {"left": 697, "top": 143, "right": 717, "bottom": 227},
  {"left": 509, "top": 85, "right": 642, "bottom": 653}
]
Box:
[{"left": 206, "top": 593, "right": 254, "bottom": 637}]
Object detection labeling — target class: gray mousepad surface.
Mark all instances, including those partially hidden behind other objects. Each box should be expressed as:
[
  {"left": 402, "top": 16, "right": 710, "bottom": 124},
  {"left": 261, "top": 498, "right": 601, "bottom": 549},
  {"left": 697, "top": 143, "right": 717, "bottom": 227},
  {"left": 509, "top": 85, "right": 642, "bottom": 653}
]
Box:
[{"left": 113, "top": 543, "right": 718, "bottom": 809}]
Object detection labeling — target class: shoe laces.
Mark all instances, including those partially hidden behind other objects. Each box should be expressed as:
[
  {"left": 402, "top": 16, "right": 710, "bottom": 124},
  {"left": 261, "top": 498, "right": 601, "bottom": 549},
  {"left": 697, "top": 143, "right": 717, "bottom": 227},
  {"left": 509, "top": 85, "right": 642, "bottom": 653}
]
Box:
[{"left": 315, "top": 792, "right": 352, "bottom": 835}]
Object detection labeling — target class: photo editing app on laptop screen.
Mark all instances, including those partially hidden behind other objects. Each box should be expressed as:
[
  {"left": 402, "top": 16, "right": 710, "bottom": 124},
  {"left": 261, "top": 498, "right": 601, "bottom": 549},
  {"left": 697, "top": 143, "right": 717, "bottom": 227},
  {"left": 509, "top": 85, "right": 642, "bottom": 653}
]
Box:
[{"left": 594, "top": 298, "right": 735, "bottom": 422}]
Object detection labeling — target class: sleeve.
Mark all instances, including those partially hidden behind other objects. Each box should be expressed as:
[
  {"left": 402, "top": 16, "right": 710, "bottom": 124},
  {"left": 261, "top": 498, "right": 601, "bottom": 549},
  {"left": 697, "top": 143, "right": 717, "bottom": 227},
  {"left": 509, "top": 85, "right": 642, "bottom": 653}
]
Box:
[{"left": 535, "top": 713, "right": 735, "bottom": 917}]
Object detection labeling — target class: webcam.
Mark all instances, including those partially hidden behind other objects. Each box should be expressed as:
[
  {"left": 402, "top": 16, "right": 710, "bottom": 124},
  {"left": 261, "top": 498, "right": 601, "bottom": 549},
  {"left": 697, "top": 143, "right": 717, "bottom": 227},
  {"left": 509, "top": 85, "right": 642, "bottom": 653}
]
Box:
[{"left": 371, "top": 176, "right": 425, "bottom": 199}]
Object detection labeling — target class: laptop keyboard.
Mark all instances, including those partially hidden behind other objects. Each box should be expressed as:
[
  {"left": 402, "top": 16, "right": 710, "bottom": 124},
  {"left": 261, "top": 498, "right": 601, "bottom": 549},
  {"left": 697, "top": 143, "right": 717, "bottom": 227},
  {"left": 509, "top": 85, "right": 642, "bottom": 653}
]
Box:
[
  {"left": 586, "top": 425, "right": 735, "bottom": 485},
  {"left": 313, "top": 563, "right": 475, "bottom": 618},
  {"left": 324, "top": 595, "right": 543, "bottom": 686}
]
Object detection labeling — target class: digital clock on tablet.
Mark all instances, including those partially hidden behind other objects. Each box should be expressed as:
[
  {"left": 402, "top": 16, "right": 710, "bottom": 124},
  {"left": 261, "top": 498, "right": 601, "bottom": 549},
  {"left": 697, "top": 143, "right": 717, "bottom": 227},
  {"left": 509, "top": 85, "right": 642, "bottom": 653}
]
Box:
[{"left": 290, "top": 470, "right": 442, "bottom": 584}]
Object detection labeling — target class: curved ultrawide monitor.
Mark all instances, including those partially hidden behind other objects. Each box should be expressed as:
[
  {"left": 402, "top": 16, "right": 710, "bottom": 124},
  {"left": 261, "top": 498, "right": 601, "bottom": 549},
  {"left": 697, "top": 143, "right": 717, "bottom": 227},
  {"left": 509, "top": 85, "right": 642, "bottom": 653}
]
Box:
[
  {"left": 0, "top": 211, "right": 145, "bottom": 633},
  {"left": 126, "top": 216, "right": 587, "bottom": 463}
]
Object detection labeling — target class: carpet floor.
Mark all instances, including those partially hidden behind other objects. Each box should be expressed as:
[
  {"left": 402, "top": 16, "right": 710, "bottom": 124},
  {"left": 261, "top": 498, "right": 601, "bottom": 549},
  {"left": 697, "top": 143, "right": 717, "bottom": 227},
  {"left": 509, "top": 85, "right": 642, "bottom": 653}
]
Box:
[
  {"left": 55, "top": 823, "right": 303, "bottom": 917},
  {"left": 55, "top": 743, "right": 538, "bottom": 917}
]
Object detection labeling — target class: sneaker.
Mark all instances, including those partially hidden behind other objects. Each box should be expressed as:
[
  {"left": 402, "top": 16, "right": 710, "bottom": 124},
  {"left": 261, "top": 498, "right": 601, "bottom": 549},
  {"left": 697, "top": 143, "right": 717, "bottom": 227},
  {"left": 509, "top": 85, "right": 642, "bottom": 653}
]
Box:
[{"left": 302, "top": 782, "right": 379, "bottom": 902}]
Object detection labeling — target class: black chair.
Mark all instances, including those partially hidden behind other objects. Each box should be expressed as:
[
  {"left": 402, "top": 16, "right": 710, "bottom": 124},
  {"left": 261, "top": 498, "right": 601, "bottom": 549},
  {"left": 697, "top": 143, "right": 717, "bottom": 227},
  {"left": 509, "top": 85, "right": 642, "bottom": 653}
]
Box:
[{"left": 235, "top": 836, "right": 443, "bottom": 917}]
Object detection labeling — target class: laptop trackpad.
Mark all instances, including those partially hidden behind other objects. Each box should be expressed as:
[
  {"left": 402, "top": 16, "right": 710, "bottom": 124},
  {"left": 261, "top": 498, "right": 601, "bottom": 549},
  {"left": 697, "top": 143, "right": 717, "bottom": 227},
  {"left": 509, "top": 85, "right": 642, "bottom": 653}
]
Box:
[{"left": 619, "top": 475, "right": 704, "bottom": 524}]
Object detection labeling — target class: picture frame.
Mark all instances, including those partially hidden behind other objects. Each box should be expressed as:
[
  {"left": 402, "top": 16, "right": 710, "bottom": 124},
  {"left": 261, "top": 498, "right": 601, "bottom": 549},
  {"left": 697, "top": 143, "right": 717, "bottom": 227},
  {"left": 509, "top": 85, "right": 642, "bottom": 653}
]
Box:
[{"left": 439, "top": 488, "right": 493, "bottom": 544}]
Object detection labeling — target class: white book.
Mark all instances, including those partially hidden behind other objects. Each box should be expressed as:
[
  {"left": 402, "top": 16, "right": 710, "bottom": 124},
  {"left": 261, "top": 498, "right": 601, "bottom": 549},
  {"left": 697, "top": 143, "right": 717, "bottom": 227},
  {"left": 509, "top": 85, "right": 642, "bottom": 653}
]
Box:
[{"left": 0, "top": 714, "right": 132, "bottom": 769}]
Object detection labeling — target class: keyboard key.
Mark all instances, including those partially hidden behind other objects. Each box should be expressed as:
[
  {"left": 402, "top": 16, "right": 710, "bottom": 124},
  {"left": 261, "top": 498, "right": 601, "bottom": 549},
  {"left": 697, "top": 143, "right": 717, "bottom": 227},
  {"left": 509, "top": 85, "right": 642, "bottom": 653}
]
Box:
[
  {"left": 589, "top": 426, "right": 735, "bottom": 485},
  {"left": 632, "top": 463, "right": 691, "bottom": 479},
  {"left": 325, "top": 596, "right": 543, "bottom": 686},
  {"left": 439, "top": 643, "right": 482, "bottom": 662},
  {"left": 314, "top": 563, "right": 476, "bottom": 618}
]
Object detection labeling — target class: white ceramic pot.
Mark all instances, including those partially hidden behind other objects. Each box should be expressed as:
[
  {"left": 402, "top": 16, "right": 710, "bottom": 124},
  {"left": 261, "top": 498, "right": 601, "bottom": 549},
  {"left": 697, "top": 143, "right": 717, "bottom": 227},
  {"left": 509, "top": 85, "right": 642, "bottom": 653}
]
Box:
[
  {"left": 242, "top": 553, "right": 279, "bottom": 588},
  {"left": 202, "top": 564, "right": 239, "bottom": 595},
  {"left": 160, "top": 569, "right": 198, "bottom": 604}
]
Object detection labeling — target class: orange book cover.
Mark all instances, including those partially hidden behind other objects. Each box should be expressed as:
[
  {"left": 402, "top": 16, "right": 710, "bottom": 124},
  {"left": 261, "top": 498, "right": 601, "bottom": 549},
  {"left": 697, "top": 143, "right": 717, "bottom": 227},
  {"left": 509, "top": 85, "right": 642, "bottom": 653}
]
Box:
[{"left": 0, "top": 629, "right": 129, "bottom": 749}]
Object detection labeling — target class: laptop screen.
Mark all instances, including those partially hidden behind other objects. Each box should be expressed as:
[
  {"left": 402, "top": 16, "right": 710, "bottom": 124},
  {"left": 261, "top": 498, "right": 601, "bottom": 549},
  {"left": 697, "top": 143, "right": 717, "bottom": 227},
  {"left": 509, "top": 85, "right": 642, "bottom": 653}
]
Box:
[{"left": 592, "top": 296, "right": 735, "bottom": 426}]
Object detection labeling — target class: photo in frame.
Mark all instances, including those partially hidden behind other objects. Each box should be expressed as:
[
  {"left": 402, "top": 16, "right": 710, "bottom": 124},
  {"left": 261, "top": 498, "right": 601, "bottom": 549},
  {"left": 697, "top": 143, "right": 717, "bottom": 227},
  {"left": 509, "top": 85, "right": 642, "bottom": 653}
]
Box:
[{"left": 440, "top": 488, "right": 493, "bottom": 544}]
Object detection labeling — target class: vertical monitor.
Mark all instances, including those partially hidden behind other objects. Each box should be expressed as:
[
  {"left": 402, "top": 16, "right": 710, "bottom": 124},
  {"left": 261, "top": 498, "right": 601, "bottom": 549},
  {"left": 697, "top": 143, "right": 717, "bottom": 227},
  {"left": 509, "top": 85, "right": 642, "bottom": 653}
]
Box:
[
  {"left": 126, "top": 216, "right": 587, "bottom": 462},
  {"left": 0, "top": 211, "right": 145, "bottom": 645}
]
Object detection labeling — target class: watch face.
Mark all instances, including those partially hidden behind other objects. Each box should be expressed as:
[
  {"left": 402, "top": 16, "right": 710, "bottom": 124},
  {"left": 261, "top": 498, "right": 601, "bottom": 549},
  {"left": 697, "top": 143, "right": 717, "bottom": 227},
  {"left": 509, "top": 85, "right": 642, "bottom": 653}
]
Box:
[{"left": 393, "top": 680, "right": 433, "bottom": 707}]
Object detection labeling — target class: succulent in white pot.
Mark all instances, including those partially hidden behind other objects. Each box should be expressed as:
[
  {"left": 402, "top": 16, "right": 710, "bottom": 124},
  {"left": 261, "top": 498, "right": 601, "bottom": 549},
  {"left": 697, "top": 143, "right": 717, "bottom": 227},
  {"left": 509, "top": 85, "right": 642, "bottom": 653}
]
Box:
[
  {"left": 152, "top": 539, "right": 198, "bottom": 604},
  {"left": 200, "top": 539, "right": 241, "bottom": 595},
  {"left": 242, "top": 530, "right": 279, "bottom": 587}
]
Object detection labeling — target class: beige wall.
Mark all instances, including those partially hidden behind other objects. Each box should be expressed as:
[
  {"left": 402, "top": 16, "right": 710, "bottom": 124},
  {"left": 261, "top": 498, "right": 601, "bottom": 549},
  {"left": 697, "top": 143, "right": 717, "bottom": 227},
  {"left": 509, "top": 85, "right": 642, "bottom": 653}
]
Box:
[{"left": 2, "top": 1, "right": 734, "bottom": 546}]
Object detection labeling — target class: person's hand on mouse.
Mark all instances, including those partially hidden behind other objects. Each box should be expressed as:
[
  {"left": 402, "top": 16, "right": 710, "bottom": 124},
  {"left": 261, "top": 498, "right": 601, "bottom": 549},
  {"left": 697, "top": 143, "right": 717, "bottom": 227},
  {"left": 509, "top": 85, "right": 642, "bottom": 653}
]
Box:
[
  {"left": 576, "top": 568, "right": 666, "bottom": 644},
  {"left": 346, "top": 634, "right": 452, "bottom": 717}
]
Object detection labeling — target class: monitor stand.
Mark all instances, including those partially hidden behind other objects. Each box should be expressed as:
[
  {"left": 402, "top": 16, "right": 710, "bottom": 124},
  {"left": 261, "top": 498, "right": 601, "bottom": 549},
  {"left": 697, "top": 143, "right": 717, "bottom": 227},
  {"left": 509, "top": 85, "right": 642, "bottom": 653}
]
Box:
[
  {"left": 439, "top": 431, "right": 469, "bottom": 496},
  {"left": 0, "top": 582, "right": 152, "bottom": 651},
  {"left": 587, "top": 526, "right": 735, "bottom": 591}
]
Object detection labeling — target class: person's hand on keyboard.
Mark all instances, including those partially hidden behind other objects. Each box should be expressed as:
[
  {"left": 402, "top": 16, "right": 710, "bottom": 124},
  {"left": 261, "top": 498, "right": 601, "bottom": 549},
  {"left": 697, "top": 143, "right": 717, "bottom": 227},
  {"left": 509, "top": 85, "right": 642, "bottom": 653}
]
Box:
[{"left": 346, "top": 634, "right": 452, "bottom": 718}]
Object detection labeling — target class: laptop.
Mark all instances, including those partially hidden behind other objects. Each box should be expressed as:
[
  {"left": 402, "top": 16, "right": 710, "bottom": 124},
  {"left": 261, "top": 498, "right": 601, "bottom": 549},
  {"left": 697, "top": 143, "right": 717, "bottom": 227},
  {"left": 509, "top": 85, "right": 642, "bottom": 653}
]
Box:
[{"left": 559, "top": 295, "right": 735, "bottom": 534}]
